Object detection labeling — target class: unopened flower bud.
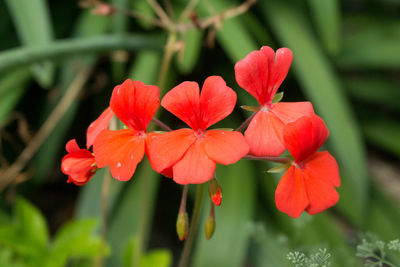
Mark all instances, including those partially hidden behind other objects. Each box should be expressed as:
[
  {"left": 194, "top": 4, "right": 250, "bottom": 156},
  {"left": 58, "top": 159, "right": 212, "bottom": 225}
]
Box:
[
  {"left": 205, "top": 205, "right": 216, "bottom": 240},
  {"left": 176, "top": 212, "right": 189, "bottom": 241},
  {"left": 208, "top": 178, "right": 222, "bottom": 206}
]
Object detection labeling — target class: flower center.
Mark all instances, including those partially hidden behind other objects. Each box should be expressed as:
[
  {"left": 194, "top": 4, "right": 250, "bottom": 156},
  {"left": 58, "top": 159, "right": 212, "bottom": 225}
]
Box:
[
  {"left": 293, "top": 161, "right": 305, "bottom": 169},
  {"left": 136, "top": 130, "right": 147, "bottom": 139},
  {"left": 194, "top": 129, "right": 204, "bottom": 138},
  {"left": 260, "top": 103, "right": 272, "bottom": 112}
]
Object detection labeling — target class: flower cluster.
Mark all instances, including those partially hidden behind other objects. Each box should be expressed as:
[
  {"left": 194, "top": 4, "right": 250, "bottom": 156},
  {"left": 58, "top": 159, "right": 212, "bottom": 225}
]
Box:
[{"left": 61, "top": 46, "right": 341, "bottom": 221}]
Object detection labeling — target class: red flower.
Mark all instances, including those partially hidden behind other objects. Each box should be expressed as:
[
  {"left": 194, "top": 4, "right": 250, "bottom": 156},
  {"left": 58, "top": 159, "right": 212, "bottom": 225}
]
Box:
[
  {"left": 148, "top": 76, "right": 249, "bottom": 184},
  {"left": 275, "top": 115, "right": 341, "bottom": 218},
  {"left": 61, "top": 139, "right": 97, "bottom": 185},
  {"left": 93, "top": 79, "right": 159, "bottom": 181},
  {"left": 86, "top": 106, "right": 114, "bottom": 148},
  {"left": 235, "top": 46, "right": 314, "bottom": 157}
]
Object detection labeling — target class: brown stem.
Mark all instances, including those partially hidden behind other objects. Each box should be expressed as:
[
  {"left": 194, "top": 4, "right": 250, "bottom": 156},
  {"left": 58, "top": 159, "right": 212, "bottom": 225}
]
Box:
[
  {"left": 151, "top": 117, "right": 172, "bottom": 132},
  {"left": 0, "top": 68, "right": 92, "bottom": 192},
  {"left": 243, "top": 155, "right": 290, "bottom": 164},
  {"left": 179, "top": 185, "right": 189, "bottom": 214},
  {"left": 235, "top": 112, "right": 256, "bottom": 132}
]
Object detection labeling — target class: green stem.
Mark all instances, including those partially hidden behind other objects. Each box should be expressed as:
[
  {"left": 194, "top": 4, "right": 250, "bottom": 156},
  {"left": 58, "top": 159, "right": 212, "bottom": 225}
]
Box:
[
  {"left": 178, "top": 184, "right": 205, "bottom": 267},
  {"left": 0, "top": 34, "right": 164, "bottom": 73},
  {"left": 157, "top": 31, "right": 177, "bottom": 89}
]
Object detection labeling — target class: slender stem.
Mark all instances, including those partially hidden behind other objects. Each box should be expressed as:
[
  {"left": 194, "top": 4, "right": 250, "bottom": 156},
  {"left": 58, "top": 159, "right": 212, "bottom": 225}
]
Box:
[
  {"left": 178, "top": 184, "right": 205, "bottom": 267},
  {"left": 146, "top": 0, "right": 173, "bottom": 28},
  {"left": 151, "top": 117, "right": 172, "bottom": 132},
  {"left": 0, "top": 68, "right": 92, "bottom": 192},
  {"left": 0, "top": 34, "right": 164, "bottom": 73},
  {"left": 243, "top": 155, "right": 290, "bottom": 164},
  {"left": 235, "top": 112, "right": 256, "bottom": 132},
  {"left": 179, "top": 185, "right": 189, "bottom": 214},
  {"left": 157, "top": 31, "right": 177, "bottom": 89}
]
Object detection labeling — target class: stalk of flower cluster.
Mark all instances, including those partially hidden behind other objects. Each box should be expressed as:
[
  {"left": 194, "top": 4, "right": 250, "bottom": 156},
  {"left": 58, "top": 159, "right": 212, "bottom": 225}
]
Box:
[
  {"left": 176, "top": 185, "right": 189, "bottom": 240},
  {"left": 178, "top": 183, "right": 205, "bottom": 267}
]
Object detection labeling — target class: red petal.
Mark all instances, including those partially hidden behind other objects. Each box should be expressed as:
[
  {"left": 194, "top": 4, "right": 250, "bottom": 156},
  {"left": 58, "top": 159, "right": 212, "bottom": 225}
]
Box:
[
  {"left": 200, "top": 76, "right": 237, "bottom": 130},
  {"left": 235, "top": 46, "right": 293, "bottom": 105},
  {"left": 147, "top": 129, "right": 196, "bottom": 174},
  {"left": 161, "top": 81, "right": 201, "bottom": 130},
  {"left": 275, "top": 166, "right": 309, "bottom": 218},
  {"left": 110, "top": 79, "right": 159, "bottom": 132},
  {"left": 244, "top": 110, "right": 286, "bottom": 157},
  {"left": 303, "top": 167, "right": 339, "bottom": 215},
  {"left": 303, "top": 151, "right": 341, "bottom": 187},
  {"left": 86, "top": 107, "right": 114, "bottom": 148},
  {"left": 173, "top": 141, "right": 216, "bottom": 184},
  {"left": 66, "top": 139, "right": 80, "bottom": 153},
  {"left": 266, "top": 47, "right": 293, "bottom": 98},
  {"left": 271, "top": 102, "right": 314, "bottom": 124},
  {"left": 234, "top": 49, "right": 272, "bottom": 105},
  {"left": 283, "top": 115, "right": 329, "bottom": 162},
  {"left": 201, "top": 130, "right": 249, "bottom": 165},
  {"left": 93, "top": 129, "right": 145, "bottom": 181},
  {"left": 61, "top": 150, "right": 96, "bottom": 185}
]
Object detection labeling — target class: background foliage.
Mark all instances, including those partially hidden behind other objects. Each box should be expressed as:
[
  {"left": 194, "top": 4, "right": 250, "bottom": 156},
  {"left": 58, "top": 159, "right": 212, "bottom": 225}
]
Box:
[{"left": 0, "top": 0, "right": 399, "bottom": 266}]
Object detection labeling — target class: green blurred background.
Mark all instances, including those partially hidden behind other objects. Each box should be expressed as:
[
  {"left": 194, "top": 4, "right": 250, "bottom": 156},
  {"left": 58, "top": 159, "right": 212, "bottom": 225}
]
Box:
[{"left": 0, "top": 0, "right": 399, "bottom": 266}]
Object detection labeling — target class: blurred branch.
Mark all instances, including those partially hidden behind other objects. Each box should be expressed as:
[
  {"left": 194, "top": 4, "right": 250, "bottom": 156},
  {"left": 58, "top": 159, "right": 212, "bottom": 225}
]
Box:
[
  {"left": 0, "top": 34, "right": 164, "bottom": 73},
  {"left": 0, "top": 68, "right": 92, "bottom": 192},
  {"left": 176, "top": 0, "right": 257, "bottom": 32}
]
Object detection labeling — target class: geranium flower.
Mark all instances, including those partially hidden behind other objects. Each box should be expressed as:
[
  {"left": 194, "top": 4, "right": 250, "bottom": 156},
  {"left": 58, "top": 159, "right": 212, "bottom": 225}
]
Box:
[
  {"left": 86, "top": 106, "right": 114, "bottom": 148},
  {"left": 235, "top": 46, "right": 314, "bottom": 157},
  {"left": 93, "top": 79, "right": 159, "bottom": 181},
  {"left": 275, "top": 115, "right": 341, "bottom": 218},
  {"left": 148, "top": 76, "right": 249, "bottom": 184},
  {"left": 61, "top": 139, "right": 97, "bottom": 185}
]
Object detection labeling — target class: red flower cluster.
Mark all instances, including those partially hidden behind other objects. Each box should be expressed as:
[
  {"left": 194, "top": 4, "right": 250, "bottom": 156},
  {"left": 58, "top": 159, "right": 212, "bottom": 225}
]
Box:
[{"left": 61, "top": 46, "right": 341, "bottom": 218}]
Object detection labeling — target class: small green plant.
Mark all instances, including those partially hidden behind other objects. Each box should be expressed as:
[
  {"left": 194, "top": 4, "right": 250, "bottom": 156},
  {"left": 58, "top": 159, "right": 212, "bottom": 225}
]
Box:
[
  {"left": 287, "top": 248, "right": 331, "bottom": 267},
  {"left": 356, "top": 234, "right": 400, "bottom": 267}
]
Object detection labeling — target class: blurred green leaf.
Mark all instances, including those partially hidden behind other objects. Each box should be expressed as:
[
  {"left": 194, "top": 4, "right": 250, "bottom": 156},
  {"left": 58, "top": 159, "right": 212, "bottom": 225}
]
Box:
[
  {"left": 131, "top": 0, "right": 156, "bottom": 29},
  {"left": 5, "top": 0, "right": 55, "bottom": 87},
  {"left": 362, "top": 118, "right": 400, "bottom": 158},
  {"left": 51, "top": 219, "right": 104, "bottom": 259},
  {"left": 307, "top": 0, "right": 340, "bottom": 54},
  {"left": 178, "top": 29, "right": 203, "bottom": 74},
  {"left": 192, "top": 160, "right": 256, "bottom": 267},
  {"left": 123, "top": 238, "right": 172, "bottom": 267},
  {"left": 106, "top": 161, "right": 160, "bottom": 267},
  {"left": 15, "top": 198, "right": 49, "bottom": 250},
  {"left": 337, "top": 19, "right": 400, "bottom": 68},
  {"left": 32, "top": 12, "right": 111, "bottom": 185},
  {"left": 0, "top": 68, "right": 30, "bottom": 126},
  {"left": 262, "top": 0, "right": 368, "bottom": 226},
  {"left": 128, "top": 51, "right": 161, "bottom": 84},
  {"left": 343, "top": 76, "right": 400, "bottom": 112}
]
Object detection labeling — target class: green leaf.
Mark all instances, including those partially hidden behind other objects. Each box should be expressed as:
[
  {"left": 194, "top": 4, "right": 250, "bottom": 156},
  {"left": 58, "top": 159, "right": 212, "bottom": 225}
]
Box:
[
  {"left": 362, "top": 118, "right": 400, "bottom": 158},
  {"left": 343, "top": 76, "right": 400, "bottom": 112},
  {"left": 15, "top": 198, "right": 49, "bottom": 250},
  {"left": 50, "top": 218, "right": 105, "bottom": 266},
  {"left": 336, "top": 19, "right": 400, "bottom": 68},
  {"left": 272, "top": 92, "right": 284, "bottom": 103},
  {"left": 32, "top": 12, "right": 111, "bottom": 185},
  {"left": 192, "top": 160, "right": 256, "bottom": 267},
  {"left": 262, "top": 0, "right": 368, "bottom": 226},
  {"left": 307, "top": 0, "right": 340, "bottom": 54},
  {"left": 178, "top": 29, "right": 204, "bottom": 74},
  {"left": 5, "top": 0, "right": 55, "bottom": 87},
  {"left": 123, "top": 238, "right": 172, "bottom": 267},
  {"left": 106, "top": 161, "right": 160, "bottom": 267},
  {"left": 0, "top": 68, "right": 30, "bottom": 126}
]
